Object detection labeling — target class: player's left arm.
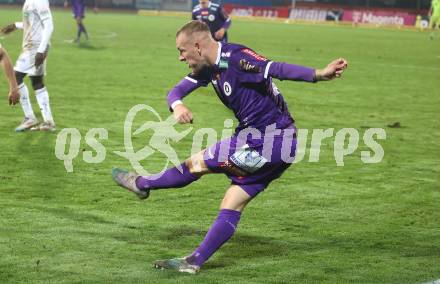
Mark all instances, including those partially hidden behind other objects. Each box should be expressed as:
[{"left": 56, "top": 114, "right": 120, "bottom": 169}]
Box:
[
  {"left": 232, "top": 48, "right": 347, "bottom": 83},
  {"left": 0, "top": 46, "right": 20, "bottom": 105},
  {"left": 313, "top": 58, "right": 348, "bottom": 81},
  {"left": 214, "top": 6, "right": 231, "bottom": 40},
  {"left": 267, "top": 58, "right": 348, "bottom": 82},
  {"left": 35, "top": 0, "right": 54, "bottom": 67}
]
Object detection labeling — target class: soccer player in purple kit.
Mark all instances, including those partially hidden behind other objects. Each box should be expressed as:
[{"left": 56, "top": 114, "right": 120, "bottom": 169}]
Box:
[
  {"left": 64, "top": 0, "right": 96, "bottom": 43},
  {"left": 112, "top": 21, "right": 348, "bottom": 274},
  {"left": 192, "top": 0, "right": 231, "bottom": 42}
]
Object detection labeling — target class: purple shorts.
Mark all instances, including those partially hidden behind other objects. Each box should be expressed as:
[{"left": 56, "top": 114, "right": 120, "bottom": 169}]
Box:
[
  {"left": 204, "top": 125, "right": 297, "bottom": 198},
  {"left": 72, "top": 4, "right": 85, "bottom": 18}
]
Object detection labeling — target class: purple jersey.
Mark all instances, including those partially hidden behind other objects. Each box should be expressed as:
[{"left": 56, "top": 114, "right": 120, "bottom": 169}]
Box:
[
  {"left": 192, "top": 2, "right": 231, "bottom": 41},
  {"left": 168, "top": 42, "right": 316, "bottom": 134},
  {"left": 167, "top": 42, "right": 316, "bottom": 196}
]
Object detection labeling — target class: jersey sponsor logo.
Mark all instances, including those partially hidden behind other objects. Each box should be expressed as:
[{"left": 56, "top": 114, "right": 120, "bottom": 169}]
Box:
[
  {"left": 219, "top": 59, "right": 229, "bottom": 69},
  {"left": 201, "top": 10, "right": 209, "bottom": 16},
  {"left": 242, "top": 49, "right": 267, "bottom": 61},
  {"left": 239, "top": 59, "right": 261, "bottom": 73},
  {"left": 208, "top": 14, "right": 216, "bottom": 21},
  {"left": 221, "top": 51, "right": 231, "bottom": 57},
  {"left": 223, "top": 81, "right": 232, "bottom": 96}
]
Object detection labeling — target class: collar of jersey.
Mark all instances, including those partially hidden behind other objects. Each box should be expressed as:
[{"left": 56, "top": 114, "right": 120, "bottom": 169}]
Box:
[{"left": 215, "top": 42, "right": 222, "bottom": 66}]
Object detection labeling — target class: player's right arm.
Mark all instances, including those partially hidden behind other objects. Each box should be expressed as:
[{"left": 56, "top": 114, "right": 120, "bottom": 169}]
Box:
[
  {"left": 167, "top": 75, "right": 208, "bottom": 124},
  {"left": 0, "top": 45, "right": 19, "bottom": 105},
  {"left": 0, "top": 22, "right": 22, "bottom": 34}
]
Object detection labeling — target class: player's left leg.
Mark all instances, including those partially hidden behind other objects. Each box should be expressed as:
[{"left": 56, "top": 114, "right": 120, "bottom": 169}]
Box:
[
  {"left": 154, "top": 185, "right": 254, "bottom": 274},
  {"left": 75, "top": 16, "right": 88, "bottom": 42},
  {"left": 29, "top": 75, "right": 55, "bottom": 131}
]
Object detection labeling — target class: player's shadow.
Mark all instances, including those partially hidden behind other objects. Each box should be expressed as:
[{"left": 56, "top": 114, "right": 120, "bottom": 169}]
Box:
[
  {"left": 31, "top": 205, "right": 116, "bottom": 226},
  {"left": 76, "top": 42, "right": 106, "bottom": 51},
  {"left": 161, "top": 225, "right": 297, "bottom": 270}
]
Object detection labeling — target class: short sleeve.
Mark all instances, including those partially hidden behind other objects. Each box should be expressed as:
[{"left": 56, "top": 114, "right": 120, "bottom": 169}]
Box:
[{"left": 36, "top": 0, "right": 52, "bottom": 21}]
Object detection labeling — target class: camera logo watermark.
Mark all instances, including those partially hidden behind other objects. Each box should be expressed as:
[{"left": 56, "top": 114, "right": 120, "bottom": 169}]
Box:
[{"left": 55, "top": 104, "right": 386, "bottom": 173}]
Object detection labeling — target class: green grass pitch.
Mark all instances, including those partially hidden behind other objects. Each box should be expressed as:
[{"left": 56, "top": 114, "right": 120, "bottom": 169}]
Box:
[{"left": 0, "top": 8, "right": 440, "bottom": 283}]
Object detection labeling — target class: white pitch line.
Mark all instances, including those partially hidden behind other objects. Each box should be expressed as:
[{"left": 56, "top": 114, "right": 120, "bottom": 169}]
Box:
[
  {"left": 91, "top": 32, "right": 117, "bottom": 39},
  {"left": 62, "top": 32, "right": 117, "bottom": 43}
]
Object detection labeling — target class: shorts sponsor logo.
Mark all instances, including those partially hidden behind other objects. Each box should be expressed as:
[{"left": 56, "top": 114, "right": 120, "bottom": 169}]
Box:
[{"left": 230, "top": 147, "right": 267, "bottom": 174}]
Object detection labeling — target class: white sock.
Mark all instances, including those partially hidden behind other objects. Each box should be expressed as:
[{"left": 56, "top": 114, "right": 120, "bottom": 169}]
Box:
[
  {"left": 35, "top": 87, "right": 54, "bottom": 124},
  {"left": 18, "top": 83, "right": 36, "bottom": 119}
]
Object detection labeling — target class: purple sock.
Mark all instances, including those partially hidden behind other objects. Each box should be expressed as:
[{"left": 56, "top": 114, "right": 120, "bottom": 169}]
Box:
[
  {"left": 135, "top": 163, "right": 199, "bottom": 190},
  {"left": 187, "top": 209, "right": 241, "bottom": 267}
]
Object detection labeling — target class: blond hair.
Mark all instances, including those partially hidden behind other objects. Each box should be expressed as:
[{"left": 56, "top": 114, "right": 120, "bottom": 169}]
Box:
[{"left": 176, "top": 20, "right": 211, "bottom": 38}]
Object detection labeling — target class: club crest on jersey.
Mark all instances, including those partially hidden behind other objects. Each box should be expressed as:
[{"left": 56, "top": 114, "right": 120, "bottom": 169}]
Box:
[
  {"left": 223, "top": 82, "right": 232, "bottom": 96},
  {"left": 242, "top": 49, "right": 267, "bottom": 61},
  {"left": 208, "top": 14, "right": 216, "bottom": 21},
  {"left": 239, "top": 59, "right": 261, "bottom": 73}
]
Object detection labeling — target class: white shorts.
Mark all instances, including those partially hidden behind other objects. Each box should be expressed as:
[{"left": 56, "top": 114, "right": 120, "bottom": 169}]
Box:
[{"left": 14, "top": 49, "right": 47, "bottom": 76}]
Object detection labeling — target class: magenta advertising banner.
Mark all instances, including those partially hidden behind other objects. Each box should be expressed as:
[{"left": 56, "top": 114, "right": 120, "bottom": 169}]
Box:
[{"left": 343, "top": 10, "right": 417, "bottom": 26}]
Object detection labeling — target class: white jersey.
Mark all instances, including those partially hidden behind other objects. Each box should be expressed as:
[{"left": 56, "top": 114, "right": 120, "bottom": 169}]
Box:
[{"left": 21, "top": 0, "right": 52, "bottom": 52}]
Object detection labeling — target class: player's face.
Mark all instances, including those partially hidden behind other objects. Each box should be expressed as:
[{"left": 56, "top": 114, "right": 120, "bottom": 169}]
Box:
[
  {"left": 199, "top": 0, "right": 209, "bottom": 9},
  {"left": 176, "top": 34, "right": 207, "bottom": 74}
]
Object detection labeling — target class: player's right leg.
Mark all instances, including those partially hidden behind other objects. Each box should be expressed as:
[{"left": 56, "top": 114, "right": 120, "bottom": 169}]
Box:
[
  {"left": 154, "top": 185, "right": 253, "bottom": 274},
  {"left": 29, "top": 75, "right": 56, "bottom": 132},
  {"left": 14, "top": 69, "right": 39, "bottom": 132},
  {"left": 112, "top": 151, "right": 211, "bottom": 199}
]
